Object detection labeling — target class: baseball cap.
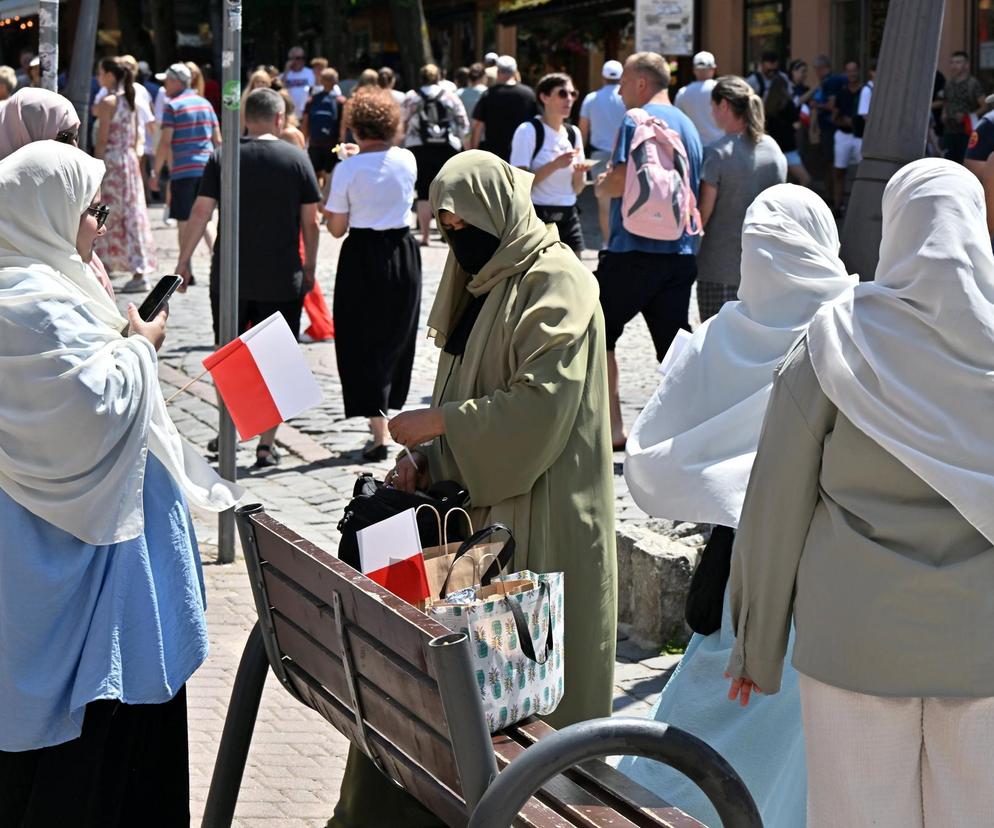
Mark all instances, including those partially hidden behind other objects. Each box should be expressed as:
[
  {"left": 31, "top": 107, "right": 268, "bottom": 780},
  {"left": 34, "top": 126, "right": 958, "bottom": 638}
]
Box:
[
  {"left": 484, "top": 52, "right": 499, "bottom": 66},
  {"left": 496, "top": 55, "right": 517, "bottom": 74},
  {"left": 155, "top": 62, "right": 192, "bottom": 85},
  {"left": 602, "top": 60, "right": 623, "bottom": 80},
  {"left": 693, "top": 51, "right": 716, "bottom": 68}
]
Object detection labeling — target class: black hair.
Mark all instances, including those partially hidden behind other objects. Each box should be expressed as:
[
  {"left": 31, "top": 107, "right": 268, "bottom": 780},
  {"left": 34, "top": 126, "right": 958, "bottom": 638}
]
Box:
[
  {"left": 953, "top": 50, "right": 969, "bottom": 61},
  {"left": 535, "top": 72, "right": 572, "bottom": 101},
  {"left": 100, "top": 57, "right": 135, "bottom": 111},
  {"left": 761, "top": 51, "right": 779, "bottom": 64}
]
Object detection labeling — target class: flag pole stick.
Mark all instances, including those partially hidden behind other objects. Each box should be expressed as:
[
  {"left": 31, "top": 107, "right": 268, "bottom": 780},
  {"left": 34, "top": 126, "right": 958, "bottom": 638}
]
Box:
[{"left": 165, "top": 369, "right": 209, "bottom": 404}]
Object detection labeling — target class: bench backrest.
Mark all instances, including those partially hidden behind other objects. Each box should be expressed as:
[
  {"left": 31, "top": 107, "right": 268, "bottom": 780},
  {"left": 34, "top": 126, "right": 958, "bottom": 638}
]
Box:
[{"left": 236, "top": 505, "right": 486, "bottom": 826}]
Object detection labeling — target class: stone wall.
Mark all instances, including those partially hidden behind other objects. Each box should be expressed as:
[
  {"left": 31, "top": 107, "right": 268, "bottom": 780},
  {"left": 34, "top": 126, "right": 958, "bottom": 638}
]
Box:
[{"left": 615, "top": 521, "right": 707, "bottom": 650}]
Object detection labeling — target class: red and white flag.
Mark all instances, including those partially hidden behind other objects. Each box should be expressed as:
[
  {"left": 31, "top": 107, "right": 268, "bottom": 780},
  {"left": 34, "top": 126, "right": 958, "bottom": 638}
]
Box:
[
  {"left": 202, "top": 312, "right": 323, "bottom": 440},
  {"left": 356, "top": 509, "right": 431, "bottom": 604}
]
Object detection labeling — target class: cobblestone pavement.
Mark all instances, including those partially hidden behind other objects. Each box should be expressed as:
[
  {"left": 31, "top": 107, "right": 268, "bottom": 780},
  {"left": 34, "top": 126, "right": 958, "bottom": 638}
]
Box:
[{"left": 133, "top": 192, "right": 689, "bottom": 825}]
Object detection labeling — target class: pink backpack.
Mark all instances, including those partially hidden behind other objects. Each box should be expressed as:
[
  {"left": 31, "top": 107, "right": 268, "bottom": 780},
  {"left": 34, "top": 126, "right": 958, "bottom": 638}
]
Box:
[{"left": 620, "top": 108, "right": 702, "bottom": 241}]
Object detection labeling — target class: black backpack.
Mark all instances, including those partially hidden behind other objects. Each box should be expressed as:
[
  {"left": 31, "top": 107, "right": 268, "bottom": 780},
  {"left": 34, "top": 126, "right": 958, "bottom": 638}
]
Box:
[
  {"left": 530, "top": 116, "right": 581, "bottom": 164},
  {"left": 337, "top": 473, "right": 470, "bottom": 570},
  {"left": 307, "top": 90, "right": 339, "bottom": 143},
  {"left": 417, "top": 89, "right": 452, "bottom": 145}
]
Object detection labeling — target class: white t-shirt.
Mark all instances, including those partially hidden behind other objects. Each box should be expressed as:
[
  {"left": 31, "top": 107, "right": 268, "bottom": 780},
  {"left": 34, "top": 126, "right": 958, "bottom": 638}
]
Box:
[
  {"left": 857, "top": 80, "right": 873, "bottom": 117},
  {"left": 509, "top": 119, "right": 584, "bottom": 207},
  {"left": 282, "top": 67, "right": 316, "bottom": 115},
  {"left": 327, "top": 146, "right": 416, "bottom": 230},
  {"left": 674, "top": 80, "right": 722, "bottom": 146},
  {"left": 134, "top": 83, "right": 155, "bottom": 155}
]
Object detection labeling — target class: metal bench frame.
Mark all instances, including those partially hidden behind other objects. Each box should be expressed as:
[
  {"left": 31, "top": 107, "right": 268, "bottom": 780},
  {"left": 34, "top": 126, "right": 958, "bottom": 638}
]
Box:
[{"left": 201, "top": 503, "right": 763, "bottom": 828}]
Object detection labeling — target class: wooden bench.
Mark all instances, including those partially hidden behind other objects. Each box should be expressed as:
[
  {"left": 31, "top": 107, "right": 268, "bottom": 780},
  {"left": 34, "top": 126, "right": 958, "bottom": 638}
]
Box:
[{"left": 201, "top": 503, "right": 763, "bottom": 828}]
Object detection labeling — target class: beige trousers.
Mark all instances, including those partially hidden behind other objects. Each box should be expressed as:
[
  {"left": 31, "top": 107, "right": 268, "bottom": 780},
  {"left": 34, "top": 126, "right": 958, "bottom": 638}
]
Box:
[{"left": 799, "top": 673, "right": 994, "bottom": 828}]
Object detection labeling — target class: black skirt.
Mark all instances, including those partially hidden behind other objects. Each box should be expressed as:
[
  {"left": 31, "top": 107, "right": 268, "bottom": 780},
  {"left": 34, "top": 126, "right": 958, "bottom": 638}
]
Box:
[
  {"left": 0, "top": 687, "right": 191, "bottom": 827},
  {"left": 534, "top": 204, "right": 585, "bottom": 254},
  {"left": 333, "top": 227, "right": 422, "bottom": 419}
]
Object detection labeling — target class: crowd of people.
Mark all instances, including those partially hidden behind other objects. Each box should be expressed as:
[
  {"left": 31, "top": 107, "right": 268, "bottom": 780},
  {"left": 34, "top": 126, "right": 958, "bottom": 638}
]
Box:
[{"left": 1, "top": 35, "right": 994, "bottom": 828}]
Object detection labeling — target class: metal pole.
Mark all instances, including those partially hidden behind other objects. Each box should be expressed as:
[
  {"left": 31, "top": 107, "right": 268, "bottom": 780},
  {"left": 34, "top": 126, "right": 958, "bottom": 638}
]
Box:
[
  {"left": 428, "top": 633, "right": 499, "bottom": 811},
  {"left": 218, "top": 0, "right": 242, "bottom": 564},
  {"left": 839, "top": 0, "right": 945, "bottom": 281},
  {"left": 38, "top": 0, "right": 59, "bottom": 92},
  {"left": 66, "top": 0, "right": 100, "bottom": 151}
]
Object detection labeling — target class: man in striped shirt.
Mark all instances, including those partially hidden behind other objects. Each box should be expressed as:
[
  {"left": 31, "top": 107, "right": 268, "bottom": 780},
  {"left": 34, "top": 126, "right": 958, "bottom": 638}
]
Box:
[{"left": 150, "top": 63, "right": 221, "bottom": 265}]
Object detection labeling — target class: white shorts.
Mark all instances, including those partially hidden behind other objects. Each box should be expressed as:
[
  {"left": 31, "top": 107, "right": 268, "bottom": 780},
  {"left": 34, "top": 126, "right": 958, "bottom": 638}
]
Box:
[{"left": 834, "top": 130, "right": 862, "bottom": 169}]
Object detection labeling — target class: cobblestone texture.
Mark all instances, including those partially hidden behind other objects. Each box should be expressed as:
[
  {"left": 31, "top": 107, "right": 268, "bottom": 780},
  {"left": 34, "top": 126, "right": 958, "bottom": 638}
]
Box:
[{"left": 131, "top": 186, "right": 693, "bottom": 825}]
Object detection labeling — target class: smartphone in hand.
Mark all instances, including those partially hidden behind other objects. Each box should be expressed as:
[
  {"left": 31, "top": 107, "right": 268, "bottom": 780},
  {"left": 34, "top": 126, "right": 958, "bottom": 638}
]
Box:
[{"left": 121, "top": 274, "right": 183, "bottom": 336}]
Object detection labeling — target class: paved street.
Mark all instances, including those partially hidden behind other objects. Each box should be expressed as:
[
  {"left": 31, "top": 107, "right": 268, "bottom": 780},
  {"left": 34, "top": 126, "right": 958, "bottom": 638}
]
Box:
[{"left": 135, "top": 194, "right": 688, "bottom": 826}]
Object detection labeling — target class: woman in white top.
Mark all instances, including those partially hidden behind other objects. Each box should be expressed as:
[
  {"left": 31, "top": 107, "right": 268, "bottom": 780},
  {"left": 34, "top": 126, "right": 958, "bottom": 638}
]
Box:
[
  {"left": 326, "top": 91, "right": 422, "bottom": 462},
  {"left": 402, "top": 63, "right": 469, "bottom": 246},
  {"left": 509, "top": 72, "right": 588, "bottom": 254}
]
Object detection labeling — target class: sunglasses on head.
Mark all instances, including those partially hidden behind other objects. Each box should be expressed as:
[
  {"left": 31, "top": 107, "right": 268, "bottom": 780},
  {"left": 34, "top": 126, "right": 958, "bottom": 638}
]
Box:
[
  {"left": 86, "top": 203, "right": 110, "bottom": 230},
  {"left": 555, "top": 88, "right": 578, "bottom": 100},
  {"left": 55, "top": 128, "right": 78, "bottom": 144}
]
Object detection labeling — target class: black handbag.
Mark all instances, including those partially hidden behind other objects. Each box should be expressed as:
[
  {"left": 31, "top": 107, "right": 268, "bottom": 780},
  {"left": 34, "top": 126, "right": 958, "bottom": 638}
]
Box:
[
  {"left": 337, "top": 473, "right": 470, "bottom": 570},
  {"left": 684, "top": 525, "right": 736, "bottom": 636}
]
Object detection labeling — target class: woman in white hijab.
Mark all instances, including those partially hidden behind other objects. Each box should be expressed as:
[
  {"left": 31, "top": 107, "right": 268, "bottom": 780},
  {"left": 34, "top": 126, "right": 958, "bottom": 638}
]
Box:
[
  {"left": 727, "top": 158, "right": 994, "bottom": 827},
  {"left": 0, "top": 142, "right": 239, "bottom": 825},
  {"left": 618, "top": 184, "right": 855, "bottom": 828}
]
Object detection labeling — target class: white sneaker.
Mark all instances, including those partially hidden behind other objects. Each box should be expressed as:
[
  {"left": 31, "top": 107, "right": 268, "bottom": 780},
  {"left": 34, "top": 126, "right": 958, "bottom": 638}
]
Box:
[
  {"left": 120, "top": 276, "right": 149, "bottom": 294},
  {"left": 161, "top": 205, "right": 175, "bottom": 227}
]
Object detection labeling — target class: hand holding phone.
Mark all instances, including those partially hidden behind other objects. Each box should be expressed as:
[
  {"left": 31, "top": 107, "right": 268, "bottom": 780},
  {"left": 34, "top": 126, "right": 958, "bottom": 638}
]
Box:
[{"left": 121, "top": 274, "right": 182, "bottom": 337}]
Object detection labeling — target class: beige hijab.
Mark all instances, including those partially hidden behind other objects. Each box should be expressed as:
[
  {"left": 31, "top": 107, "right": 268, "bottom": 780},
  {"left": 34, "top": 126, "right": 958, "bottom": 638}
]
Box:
[
  {"left": 0, "top": 88, "right": 80, "bottom": 160},
  {"left": 427, "top": 150, "right": 562, "bottom": 346}
]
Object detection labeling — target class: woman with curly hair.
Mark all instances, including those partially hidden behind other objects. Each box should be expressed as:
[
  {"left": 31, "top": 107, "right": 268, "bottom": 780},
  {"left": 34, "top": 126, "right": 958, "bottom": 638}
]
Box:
[{"left": 326, "top": 91, "right": 420, "bottom": 460}]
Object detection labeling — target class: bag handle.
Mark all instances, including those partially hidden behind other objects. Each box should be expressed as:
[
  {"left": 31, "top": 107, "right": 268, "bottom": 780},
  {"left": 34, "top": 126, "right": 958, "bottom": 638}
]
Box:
[
  {"left": 507, "top": 581, "right": 554, "bottom": 665},
  {"left": 414, "top": 503, "right": 442, "bottom": 546},
  {"left": 439, "top": 523, "right": 515, "bottom": 599},
  {"left": 442, "top": 507, "right": 473, "bottom": 546}
]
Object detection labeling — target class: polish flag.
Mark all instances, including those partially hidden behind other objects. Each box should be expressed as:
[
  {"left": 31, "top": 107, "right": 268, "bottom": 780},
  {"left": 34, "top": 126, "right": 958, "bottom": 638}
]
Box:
[
  {"left": 356, "top": 509, "right": 431, "bottom": 605},
  {"left": 202, "top": 312, "right": 323, "bottom": 441}
]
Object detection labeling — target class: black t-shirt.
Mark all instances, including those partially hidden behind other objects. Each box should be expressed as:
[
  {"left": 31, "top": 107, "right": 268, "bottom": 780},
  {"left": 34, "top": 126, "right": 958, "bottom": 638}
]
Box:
[
  {"left": 766, "top": 101, "right": 798, "bottom": 153},
  {"left": 834, "top": 84, "right": 861, "bottom": 133},
  {"left": 200, "top": 137, "right": 321, "bottom": 302},
  {"left": 967, "top": 111, "right": 994, "bottom": 163},
  {"left": 472, "top": 83, "right": 539, "bottom": 161}
]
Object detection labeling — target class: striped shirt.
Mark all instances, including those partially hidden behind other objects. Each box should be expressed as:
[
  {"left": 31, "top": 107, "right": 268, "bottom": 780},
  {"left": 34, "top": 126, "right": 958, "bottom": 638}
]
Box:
[{"left": 162, "top": 90, "right": 219, "bottom": 180}]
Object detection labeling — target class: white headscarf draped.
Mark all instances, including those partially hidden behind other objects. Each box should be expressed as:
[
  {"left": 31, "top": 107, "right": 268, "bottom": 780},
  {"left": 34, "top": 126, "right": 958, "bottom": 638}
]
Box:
[
  {"left": 808, "top": 158, "right": 994, "bottom": 544},
  {"left": 625, "top": 184, "right": 856, "bottom": 526},
  {"left": 0, "top": 141, "right": 240, "bottom": 545}
]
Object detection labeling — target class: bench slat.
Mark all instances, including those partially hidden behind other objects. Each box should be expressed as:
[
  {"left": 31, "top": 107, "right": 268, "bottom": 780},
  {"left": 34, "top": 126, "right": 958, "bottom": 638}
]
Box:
[
  {"left": 253, "top": 513, "right": 450, "bottom": 677},
  {"left": 511, "top": 721, "right": 706, "bottom": 828},
  {"left": 284, "top": 662, "right": 469, "bottom": 828},
  {"left": 271, "top": 609, "right": 464, "bottom": 796},
  {"left": 264, "top": 568, "right": 447, "bottom": 724},
  {"left": 494, "top": 733, "right": 643, "bottom": 828}
]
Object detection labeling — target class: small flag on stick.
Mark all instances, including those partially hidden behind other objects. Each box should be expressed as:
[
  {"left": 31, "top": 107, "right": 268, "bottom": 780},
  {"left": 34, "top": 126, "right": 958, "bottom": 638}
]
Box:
[
  {"left": 202, "top": 312, "right": 323, "bottom": 440},
  {"left": 357, "top": 509, "right": 431, "bottom": 604}
]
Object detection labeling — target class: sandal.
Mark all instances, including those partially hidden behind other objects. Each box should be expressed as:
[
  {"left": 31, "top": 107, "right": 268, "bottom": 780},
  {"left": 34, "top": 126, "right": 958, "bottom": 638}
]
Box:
[
  {"left": 254, "top": 444, "right": 281, "bottom": 468},
  {"left": 361, "top": 443, "right": 389, "bottom": 462}
]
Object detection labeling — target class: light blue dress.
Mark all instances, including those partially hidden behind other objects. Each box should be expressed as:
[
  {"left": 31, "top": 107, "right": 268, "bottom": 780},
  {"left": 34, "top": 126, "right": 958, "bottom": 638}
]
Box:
[
  {"left": 617, "top": 585, "right": 805, "bottom": 827},
  {"left": 0, "top": 454, "right": 208, "bottom": 752}
]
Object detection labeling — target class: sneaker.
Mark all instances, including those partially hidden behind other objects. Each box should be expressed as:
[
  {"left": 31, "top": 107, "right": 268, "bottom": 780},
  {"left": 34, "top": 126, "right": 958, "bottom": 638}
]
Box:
[
  {"left": 161, "top": 205, "right": 175, "bottom": 227},
  {"left": 120, "top": 276, "right": 149, "bottom": 294}
]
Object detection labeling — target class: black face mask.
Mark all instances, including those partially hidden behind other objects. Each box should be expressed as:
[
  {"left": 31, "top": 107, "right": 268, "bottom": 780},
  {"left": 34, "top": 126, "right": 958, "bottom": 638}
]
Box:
[{"left": 446, "top": 225, "right": 501, "bottom": 274}]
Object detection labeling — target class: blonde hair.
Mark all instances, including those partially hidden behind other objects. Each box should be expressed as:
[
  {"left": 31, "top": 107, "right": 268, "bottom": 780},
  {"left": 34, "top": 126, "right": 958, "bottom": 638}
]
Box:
[
  {"left": 420, "top": 64, "right": 440, "bottom": 85},
  {"left": 0, "top": 65, "right": 17, "bottom": 96},
  {"left": 711, "top": 75, "right": 765, "bottom": 143},
  {"left": 185, "top": 61, "right": 205, "bottom": 96},
  {"left": 357, "top": 68, "right": 379, "bottom": 89}
]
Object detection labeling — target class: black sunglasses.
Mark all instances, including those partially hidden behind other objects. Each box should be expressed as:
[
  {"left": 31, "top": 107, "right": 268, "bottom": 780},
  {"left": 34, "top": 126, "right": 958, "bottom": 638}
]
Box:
[
  {"left": 55, "top": 128, "right": 79, "bottom": 144},
  {"left": 555, "top": 88, "right": 579, "bottom": 99},
  {"left": 86, "top": 203, "right": 111, "bottom": 230}
]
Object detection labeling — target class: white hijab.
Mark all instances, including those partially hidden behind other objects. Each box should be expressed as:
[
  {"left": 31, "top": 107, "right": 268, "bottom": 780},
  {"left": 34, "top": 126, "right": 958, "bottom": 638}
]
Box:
[
  {"left": 0, "top": 141, "right": 240, "bottom": 544},
  {"left": 808, "top": 158, "right": 994, "bottom": 545},
  {"left": 625, "top": 184, "right": 856, "bottom": 526}
]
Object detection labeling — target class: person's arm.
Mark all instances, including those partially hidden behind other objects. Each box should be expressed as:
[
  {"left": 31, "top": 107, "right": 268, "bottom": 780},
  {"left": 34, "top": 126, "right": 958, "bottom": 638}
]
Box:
[
  {"left": 300, "top": 108, "right": 310, "bottom": 141},
  {"left": 469, "top": 119, "right": 484, "bottom": 150},
  {"left": 578, "top": 116, "right": 590, "bottom": 148},
  {"left": 726, "top": 345, "right": 827, "bottom": 698},
  {"left": 300, "top": 202, "right": 319, "bottom": 291},
  {"left": 698, "top": 180, "right": 718, "bottom": 228},
  {"left": 212, "top": 125, "right": 222, "bottom": 147},
  {"left": 175, "top": 195, "right": 217, "bottom": 290},
  {"left": 149, "top": 125, "right": 173, "bottom": 187},
  {"left": 594, "top": 118, "right": 629, "bottom": 198},
  {"left": 327, "top": 212, "right": 349, "bottom": 238},
  {"left": 451, "top": 95, "right": 470, "bottom": 140},
  {"left": 93, "top": 96, "right": 115, "bottom": 159}
]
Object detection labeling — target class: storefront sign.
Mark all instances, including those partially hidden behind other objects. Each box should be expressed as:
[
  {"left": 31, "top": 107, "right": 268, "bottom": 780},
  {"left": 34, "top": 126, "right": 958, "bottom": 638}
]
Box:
[
  {"left": 981, "top": 41, "right": 994, "bottom": 70},
  {"left": 635, "top": 0, "right": 694, "bottom": 56},
  {"left": 498, "top": 0, "right": 552, "bottom": 12}
]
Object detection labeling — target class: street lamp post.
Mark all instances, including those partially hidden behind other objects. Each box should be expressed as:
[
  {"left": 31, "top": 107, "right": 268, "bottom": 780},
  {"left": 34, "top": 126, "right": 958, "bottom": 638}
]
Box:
[
  {"left": 217, "top": 0, "right": 242, "bottom": 564},
  {"left": 38, "top": 0, "right": 58, "bottom": 92},
  {"left": 839, "top": 0, "right": 945, "bottom": 280}
]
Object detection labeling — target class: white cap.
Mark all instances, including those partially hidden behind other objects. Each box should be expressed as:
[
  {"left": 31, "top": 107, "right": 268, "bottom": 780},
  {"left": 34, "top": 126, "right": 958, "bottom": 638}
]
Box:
[
  {"left": 496, "top": 55, "right": 517, "bottom": 74},
  {"left": 693, "top": 51, "right": 716, "bottom": 68},
  {"left": 155, "top": 62, "right": 192, "bottom": 85},
  {"left": 484, "top": 52, "right": 499, "bottom": 66},
  {"left": 602, "top": 60, "right": 623, "bottom": 80}
]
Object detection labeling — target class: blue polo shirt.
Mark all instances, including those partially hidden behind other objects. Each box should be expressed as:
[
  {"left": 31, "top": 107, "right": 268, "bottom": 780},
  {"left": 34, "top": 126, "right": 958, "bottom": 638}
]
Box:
[
  {"left": 162, "top": 89, "right": 219, "bottom": 180},
  {"left": 608, "top": 103, "right": 702, "bottom": 255}
]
